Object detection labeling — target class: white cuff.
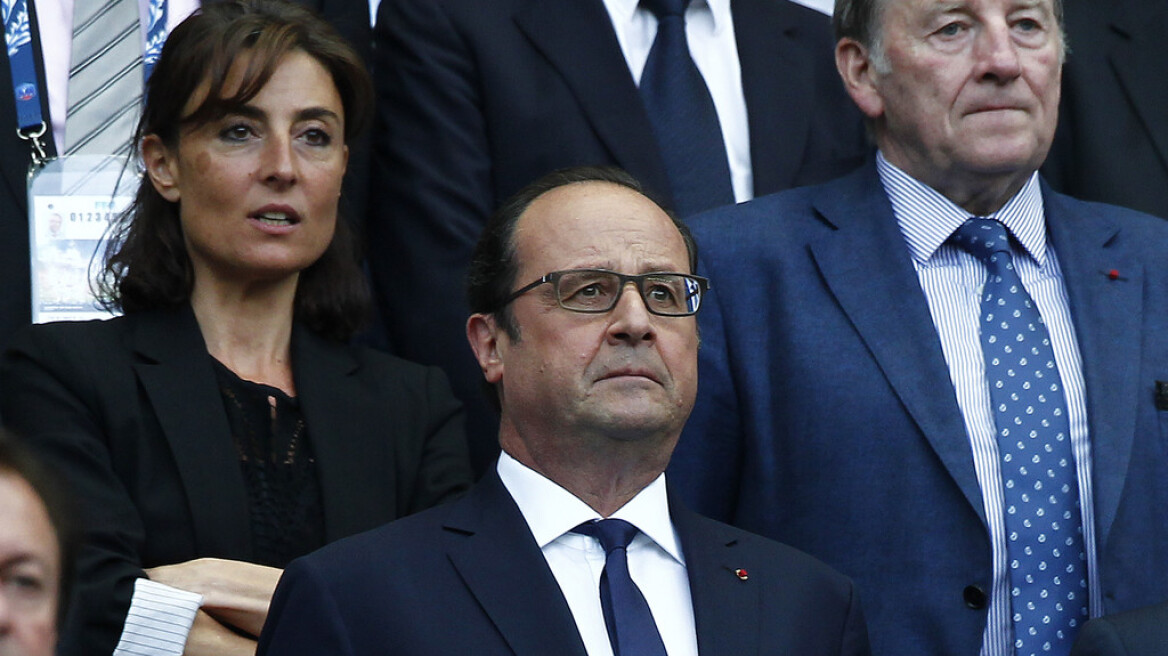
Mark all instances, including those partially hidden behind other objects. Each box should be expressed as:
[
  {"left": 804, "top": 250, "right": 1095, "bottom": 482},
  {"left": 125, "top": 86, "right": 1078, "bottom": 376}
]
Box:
[{"left": 112, "top": 578, "right": 204, "bottom": 656}]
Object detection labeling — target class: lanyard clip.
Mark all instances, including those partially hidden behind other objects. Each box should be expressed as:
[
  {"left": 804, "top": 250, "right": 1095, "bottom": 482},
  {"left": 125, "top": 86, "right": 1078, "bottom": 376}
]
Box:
[{"left": 17, "top": 122, "right": 49, "bottom": 168}]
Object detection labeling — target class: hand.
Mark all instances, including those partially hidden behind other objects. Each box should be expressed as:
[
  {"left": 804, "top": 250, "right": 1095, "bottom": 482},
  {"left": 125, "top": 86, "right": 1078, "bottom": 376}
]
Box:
[
  {"left": 146, "top": 558, "right": 282, "bottom": 637},
  {"left": 182, "top": 610, "right": 257, "bottom": 656}
]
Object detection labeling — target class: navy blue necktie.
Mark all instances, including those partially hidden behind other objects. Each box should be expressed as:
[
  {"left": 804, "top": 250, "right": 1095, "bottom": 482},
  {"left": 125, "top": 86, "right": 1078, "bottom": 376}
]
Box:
[
  {"left": 574, "top": 519, "right": 668, "bottom": 656},
  {"left": 638, "top": 0, "right": 734, "bottom": 217},
  {"left": 952, "top": 218, "right": 1088, "bottom": 656}
]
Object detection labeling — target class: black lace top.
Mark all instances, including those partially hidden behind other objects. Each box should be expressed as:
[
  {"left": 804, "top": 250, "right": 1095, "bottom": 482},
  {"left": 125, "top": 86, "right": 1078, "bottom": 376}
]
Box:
[{"left": 212, "top": 360, "right": 325, "bottom": 568}]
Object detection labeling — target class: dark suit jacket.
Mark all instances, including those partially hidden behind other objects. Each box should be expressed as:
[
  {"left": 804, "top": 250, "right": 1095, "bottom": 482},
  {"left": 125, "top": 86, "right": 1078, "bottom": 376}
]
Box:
[
  {"left": 1043, "top": 0, "right": 1168, "bottom": 219},
  {"left": 367, "top": 0, "right": 870, "bottom": 475},
  {"left": 257, "top": 467, "right": 872, "bottom": 655},
  {"left": 0, "top": 0, "right": 370, "bottom": 350},
  {"left": 668, "top": 161, "right": 1168, "bottom": 655},
  {"left": 0, "top": 307, "right": 472, "bottom": 656},
  {"left": 1070, "top": 602, "right": 1168, "bottom": 656}
]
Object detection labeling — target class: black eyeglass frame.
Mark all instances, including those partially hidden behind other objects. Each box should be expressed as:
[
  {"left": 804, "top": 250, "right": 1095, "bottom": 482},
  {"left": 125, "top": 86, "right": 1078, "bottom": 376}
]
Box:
[{"left": 500, "top": 268, "right": 711, "bottom": 317}]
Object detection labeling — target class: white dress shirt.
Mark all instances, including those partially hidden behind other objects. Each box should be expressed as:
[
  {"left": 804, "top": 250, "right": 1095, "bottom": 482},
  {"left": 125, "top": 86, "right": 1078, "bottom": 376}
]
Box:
[
  {"left": 876, "top": 152, "right": 1102, "bottom": 656},
  {"left": 497, "top": 451, "right": 699, "bottom": 656},
  {"left": 600, "top": 0, "right": 752, "bottom": 204},
  {"left": 32, "top": 0, "right": 200, "bottom": 154}
]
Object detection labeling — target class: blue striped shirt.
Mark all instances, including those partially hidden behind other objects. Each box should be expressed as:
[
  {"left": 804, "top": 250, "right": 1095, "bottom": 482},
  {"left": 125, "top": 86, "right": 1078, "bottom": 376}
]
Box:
[{"left": 876, "top": 153, "right": 1102, "bottom": 656}]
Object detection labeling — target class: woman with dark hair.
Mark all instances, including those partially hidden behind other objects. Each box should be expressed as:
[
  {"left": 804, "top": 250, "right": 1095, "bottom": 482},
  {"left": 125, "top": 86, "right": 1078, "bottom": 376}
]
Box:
[{"left": 0, "top": 2, "right": 472, "bottom": 654}]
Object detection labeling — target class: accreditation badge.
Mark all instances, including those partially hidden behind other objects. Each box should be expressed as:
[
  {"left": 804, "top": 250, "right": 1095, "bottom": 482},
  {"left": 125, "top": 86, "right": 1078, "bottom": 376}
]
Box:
[{"left": 28, "top": 155, "right": 137, "bottom": 323}]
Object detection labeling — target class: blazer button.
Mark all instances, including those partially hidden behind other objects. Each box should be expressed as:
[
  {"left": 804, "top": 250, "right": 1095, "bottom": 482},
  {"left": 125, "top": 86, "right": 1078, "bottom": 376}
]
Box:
[{"left": 963, "top": 585, "right": 988, "bottom": 609}]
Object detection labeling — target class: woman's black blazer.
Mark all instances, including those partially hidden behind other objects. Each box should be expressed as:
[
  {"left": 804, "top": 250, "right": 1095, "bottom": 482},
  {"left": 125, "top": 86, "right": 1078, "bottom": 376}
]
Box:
[{"left": 0, "top": 306, "right": 472, "bottom": 655}]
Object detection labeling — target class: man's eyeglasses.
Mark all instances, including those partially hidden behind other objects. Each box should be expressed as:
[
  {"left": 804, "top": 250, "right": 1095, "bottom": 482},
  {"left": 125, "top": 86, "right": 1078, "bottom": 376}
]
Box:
[{"left": 501, "top": 269, "right": 710, "bottom": 317}]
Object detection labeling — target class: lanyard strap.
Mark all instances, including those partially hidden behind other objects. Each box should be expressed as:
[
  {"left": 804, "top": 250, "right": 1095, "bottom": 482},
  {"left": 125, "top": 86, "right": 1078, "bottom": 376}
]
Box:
[
  {"left": 3, "top": 0, "right": 48, "bottom": 165},
  {"left": 144, "top": 0, "right": 168, "bottom": 79}
]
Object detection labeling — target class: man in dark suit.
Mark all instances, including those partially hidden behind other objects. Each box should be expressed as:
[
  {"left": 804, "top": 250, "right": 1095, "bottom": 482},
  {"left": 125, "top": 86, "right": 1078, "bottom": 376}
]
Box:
[
  {"left": 366, "top": 0, "right": 870, "bottom": 475},
  {"left": 1043, "top": 0, "right": 1168, "bottom": 219},
  {"left": 1070, "top": 602, "right": 1168, "bottom": 656},
  {"left": 0, "top": 0, "right": 369, "bottom": 351},
  {"left": 258, "top": 167, "right": 871, "bottom": 656},
  {"left": 668, "top": 0, "right": 1168, "bottom": 654}
]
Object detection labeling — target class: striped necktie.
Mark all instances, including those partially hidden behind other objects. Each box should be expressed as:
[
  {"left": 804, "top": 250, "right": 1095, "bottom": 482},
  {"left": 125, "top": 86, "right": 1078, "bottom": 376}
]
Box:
[{"left": 66, "top": 0, "right": 143, "bottom": 156}]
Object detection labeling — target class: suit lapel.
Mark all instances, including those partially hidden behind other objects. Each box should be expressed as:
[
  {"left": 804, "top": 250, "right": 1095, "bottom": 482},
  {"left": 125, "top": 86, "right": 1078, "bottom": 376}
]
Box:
[
  {"left": 443, "top": 471, "right": 590, "bottom": 656},
  {"left": 1108, "top": 7, "right": 1168, "bottom": 174},
  {"left": 733, "top": 0, "right": 813, "bottom": 196},
  {"left": 1043, "top": 187, "right": 1143, "bottom": 547},
  {"left": 513, "top": 0, "right": 673, "bottom": 204},
  {"left": 131, "top": 308, "right": 252, "bottom": 556},
  {"left": 672, "top": 493, "right": 759, "bottom": 656},
  {"left": 807, "top": 166, "right": 986, "bottom": 523},
  {"left": 292, "top": 327, "right": 397, "bottom": 541}
]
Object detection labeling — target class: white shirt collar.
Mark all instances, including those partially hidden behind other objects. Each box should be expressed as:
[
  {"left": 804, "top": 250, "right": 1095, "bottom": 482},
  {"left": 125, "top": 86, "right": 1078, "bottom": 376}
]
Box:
[
  {"left": 876, "top": 151, "right": 1050, "bottom": 267},
  {"left": 606, "top": 0, "right": 729, "bottom": 35},
  {"left": 496, "top": 451, "right": 685, "bottom": 565}
]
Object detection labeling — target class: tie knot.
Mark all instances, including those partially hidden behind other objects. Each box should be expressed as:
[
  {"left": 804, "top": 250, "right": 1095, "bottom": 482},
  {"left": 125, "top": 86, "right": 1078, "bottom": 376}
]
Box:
[
  {"left": 641, "top": 0, "right": 690, "bottom": 19},
  {"left": 574, "top": 518, "right": 640, "bottom": 554},
  {"left": 952, "top": 218, "right": 1013, "bottom": 266}
]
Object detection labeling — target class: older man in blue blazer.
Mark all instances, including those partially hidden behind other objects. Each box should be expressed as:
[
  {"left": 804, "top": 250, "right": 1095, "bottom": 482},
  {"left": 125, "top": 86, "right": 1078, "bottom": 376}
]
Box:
[
  {"left": 669, "top": 0, "right": 1168, "bottom": 655},
  {"left": 258, "top": 167, "right": 871, "bottom": 656}
]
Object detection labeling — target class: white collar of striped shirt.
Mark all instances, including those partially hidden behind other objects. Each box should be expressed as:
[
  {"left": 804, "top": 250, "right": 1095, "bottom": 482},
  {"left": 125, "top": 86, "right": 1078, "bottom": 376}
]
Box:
[{"left": 875, "top": 151, "right": 1049, "bottom": 268}]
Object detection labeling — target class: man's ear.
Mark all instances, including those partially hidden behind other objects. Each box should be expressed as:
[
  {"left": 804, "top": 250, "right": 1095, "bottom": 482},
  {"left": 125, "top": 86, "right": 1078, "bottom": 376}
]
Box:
[
  {"left": 836, "top": 37, "right": 885, "bottom": 120},
  {"left": 467, "top": 313, "right": 506, "bottom": 384},
  {"left": 141, "top": 134, "right": 182, "bottom": 203}
]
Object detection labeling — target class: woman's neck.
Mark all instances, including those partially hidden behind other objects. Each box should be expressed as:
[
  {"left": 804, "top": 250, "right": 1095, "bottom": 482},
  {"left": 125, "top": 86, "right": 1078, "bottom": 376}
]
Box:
[{"left": 190, "top": 276, "right": 299, "bottom": 395}]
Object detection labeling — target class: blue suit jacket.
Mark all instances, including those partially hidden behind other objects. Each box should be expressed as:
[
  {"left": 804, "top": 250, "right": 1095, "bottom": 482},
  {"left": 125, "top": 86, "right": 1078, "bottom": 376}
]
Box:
[
  {"left": 366, "top": 0, "right": 870, "bottom": 475},
  {"left": 1070, "top": 601, "right": 1168, "bottom": 656},
  {"left": 669, "top": 161, "right": 1168, "bottom": 655},
  {"left": 257, "top": 468, "right": 872, "bottom": 656}
]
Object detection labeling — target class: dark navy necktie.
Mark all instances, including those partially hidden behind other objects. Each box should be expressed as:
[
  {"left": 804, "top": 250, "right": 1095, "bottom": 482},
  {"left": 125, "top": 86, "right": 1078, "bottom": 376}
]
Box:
[
  {"left": 638, "top": 0, "right": 734, "bottom": 217},
  {"left": 952, "top": 218, "right": 1089, "bottom": 656},
  {"left": 574, "top": 519, "right": 668, "bottom": 656}
]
